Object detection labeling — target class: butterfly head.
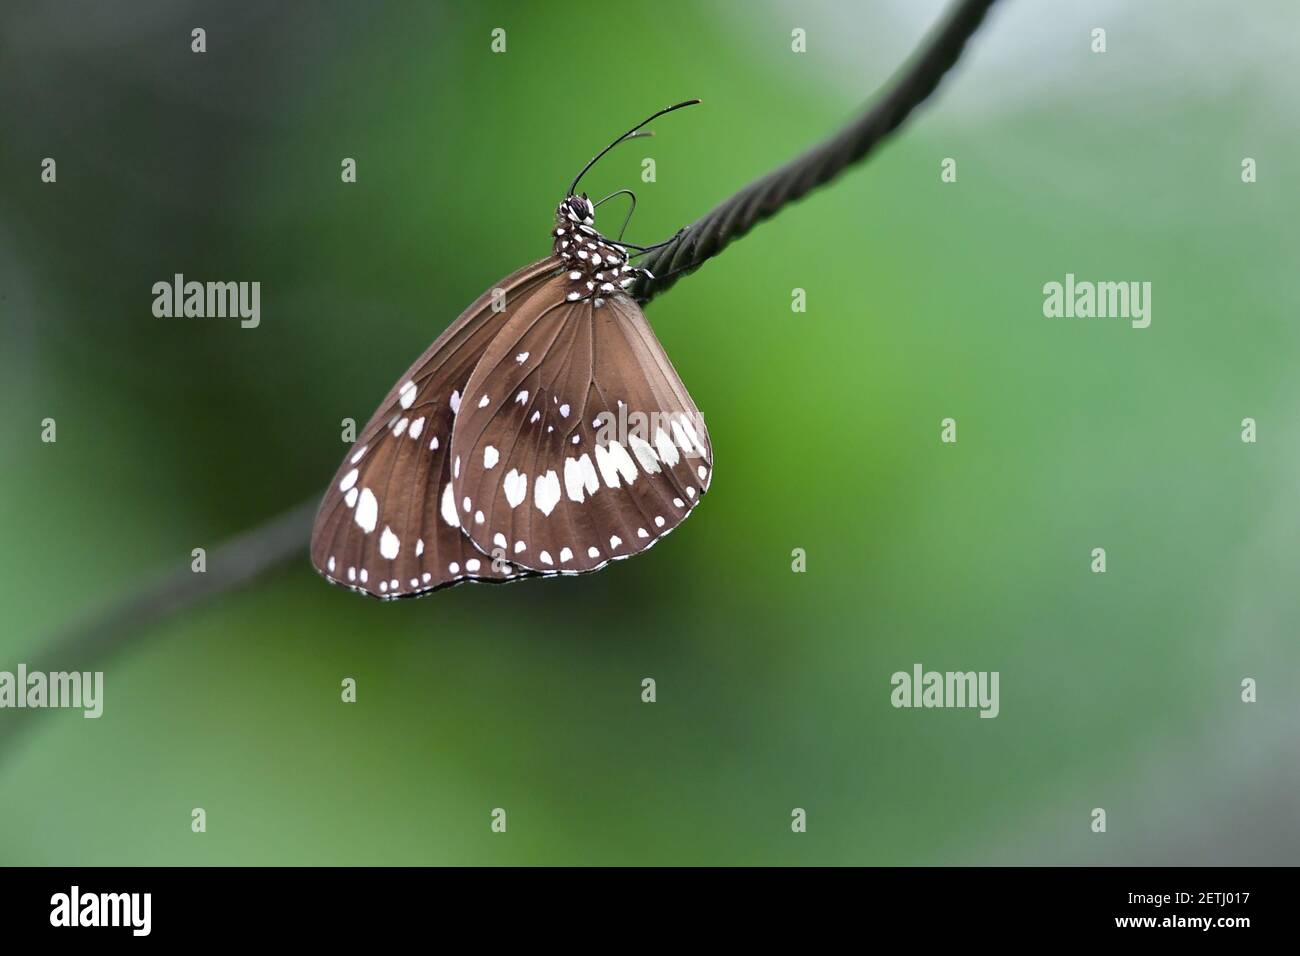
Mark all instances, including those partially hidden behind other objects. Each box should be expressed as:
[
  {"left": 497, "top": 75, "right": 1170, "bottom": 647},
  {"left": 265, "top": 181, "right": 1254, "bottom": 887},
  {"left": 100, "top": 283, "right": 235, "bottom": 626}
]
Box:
[
  {"left": 552, "top": 194, "right": 635, "bottom": 299},
  {"left": 558, "top": 195, "right": 595, "bottom": 227}
]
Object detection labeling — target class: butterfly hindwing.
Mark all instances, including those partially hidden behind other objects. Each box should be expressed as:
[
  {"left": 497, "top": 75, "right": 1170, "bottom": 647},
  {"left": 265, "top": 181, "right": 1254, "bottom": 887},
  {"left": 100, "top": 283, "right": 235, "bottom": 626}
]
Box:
[
  {"left": 449, "top": 289, "right": 712, "bottom": 576},
  {"left": 310, "top": 258, "right": 559, "bottom": 598}
]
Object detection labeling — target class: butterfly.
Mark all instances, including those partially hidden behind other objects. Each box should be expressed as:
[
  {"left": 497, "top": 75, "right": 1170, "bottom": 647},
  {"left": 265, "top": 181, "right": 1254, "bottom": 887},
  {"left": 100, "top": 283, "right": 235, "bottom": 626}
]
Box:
[{"left": 310, "top": 102, "right": 713, "bottom": 599}]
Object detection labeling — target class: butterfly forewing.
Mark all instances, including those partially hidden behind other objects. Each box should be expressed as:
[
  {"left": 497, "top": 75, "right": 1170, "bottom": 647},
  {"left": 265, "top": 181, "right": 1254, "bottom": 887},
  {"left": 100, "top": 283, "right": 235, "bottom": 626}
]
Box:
[
  {"left": 310, "top": 257, "right": 559, "bottom": 598},
  {"left": 449, "top": 288, "right": 712, "bottom": 575}
]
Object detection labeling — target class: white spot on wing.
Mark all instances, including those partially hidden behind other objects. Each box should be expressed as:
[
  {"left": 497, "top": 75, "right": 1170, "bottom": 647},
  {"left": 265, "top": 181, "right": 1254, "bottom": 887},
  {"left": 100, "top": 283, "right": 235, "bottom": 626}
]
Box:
[
  {"left": 681, "top": 419, "right": 707, "bottom": 455},
  {"left": 440, "top": 483, "right": 460, "bottom": 528},
  {"left": 594, "top": 444, "right": 621, "bottom": 488},
  {"left": 354, "top": 488, "right": 378, "bottom": 533},
  {"left": 503, "top": 469, "right": 528, "bottom": 508},
  {"left": 654, "top": 427, "right": 680, "bottom": 467},
  {"left": 398, "top": 380, "right": 416, "bottom": 409},
  {"left": 484, "top": 445, "right": 499, "bottom": 469},
  {"left": 579, "top": 454, "right": 599, "bottom": 495},
  {"left": 671, "top": 419, "right": 693, "bottom": 454},
  {"left": 564, "top": 457, "right": 586, "bottom": 503},
  {"left": 607, "top": 441, "right": 637, "bottom": 484},
  {"left": 534, "top": 470, "right": 561, "bottom": 516},
  {"left": 339, "top": 468, "right": 359, "bottom": 492},
  {"left": 379, "top": 522, "right": 397, "bottom": 561},
  {"left": 629, "top": 435, "right": 661, "bottom": 474}
]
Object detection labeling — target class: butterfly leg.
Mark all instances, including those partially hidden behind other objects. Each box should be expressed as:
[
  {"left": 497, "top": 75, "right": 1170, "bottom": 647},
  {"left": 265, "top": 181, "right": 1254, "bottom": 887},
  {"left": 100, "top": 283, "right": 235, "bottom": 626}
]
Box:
[
  {"left": 623, "top": 226, "right": 688, "bottom": 255},
  {"left": 620, "top": 226, "right": 691, "bottom": 288}
]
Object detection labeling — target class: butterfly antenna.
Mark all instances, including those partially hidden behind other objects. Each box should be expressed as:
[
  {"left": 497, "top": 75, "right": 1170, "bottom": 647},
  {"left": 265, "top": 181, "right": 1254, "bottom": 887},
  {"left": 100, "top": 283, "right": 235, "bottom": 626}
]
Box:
[
  {"left": 567, "top": 99, "right": 701, "bottom": 197},
  {"left": 593, "top": 188, "right": 638, "bottom": 240}
]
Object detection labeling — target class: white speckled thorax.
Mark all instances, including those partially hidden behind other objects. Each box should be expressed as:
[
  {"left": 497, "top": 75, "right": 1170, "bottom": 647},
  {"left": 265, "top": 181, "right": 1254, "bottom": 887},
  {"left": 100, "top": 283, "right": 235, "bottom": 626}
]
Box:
[{"left": 552, "top": 196, "right": 637, "bottom": 308}]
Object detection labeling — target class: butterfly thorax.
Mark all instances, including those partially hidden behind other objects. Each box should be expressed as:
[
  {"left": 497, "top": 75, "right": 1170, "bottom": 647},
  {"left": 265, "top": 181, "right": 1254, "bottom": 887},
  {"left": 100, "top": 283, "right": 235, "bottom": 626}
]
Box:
[{"left": 552, "top": 197, "right": 636, "bottom": 308}]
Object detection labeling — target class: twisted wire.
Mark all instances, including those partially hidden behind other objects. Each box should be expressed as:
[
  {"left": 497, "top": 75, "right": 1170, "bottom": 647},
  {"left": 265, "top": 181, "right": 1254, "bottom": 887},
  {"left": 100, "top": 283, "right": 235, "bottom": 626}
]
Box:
[{"left": 635, "top": 0, "right": 998, "bottom": 303}]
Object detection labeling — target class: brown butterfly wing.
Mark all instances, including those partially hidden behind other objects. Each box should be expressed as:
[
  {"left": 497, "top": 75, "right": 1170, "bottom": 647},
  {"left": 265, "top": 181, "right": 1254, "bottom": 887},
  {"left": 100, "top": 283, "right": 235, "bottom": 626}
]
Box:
[
  {"left": 309, "top": 257, "right": 561, "bottom": 598},
  {"left": 449, "top": 290, "right": 712, "bottom": 575}
]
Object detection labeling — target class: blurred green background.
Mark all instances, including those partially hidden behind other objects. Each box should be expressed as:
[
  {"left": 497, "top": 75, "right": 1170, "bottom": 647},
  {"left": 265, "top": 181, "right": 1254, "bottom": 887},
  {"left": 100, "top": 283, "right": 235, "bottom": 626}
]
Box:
[{"left": 2, "top": 0, "right": 1297, "bottom": 865}]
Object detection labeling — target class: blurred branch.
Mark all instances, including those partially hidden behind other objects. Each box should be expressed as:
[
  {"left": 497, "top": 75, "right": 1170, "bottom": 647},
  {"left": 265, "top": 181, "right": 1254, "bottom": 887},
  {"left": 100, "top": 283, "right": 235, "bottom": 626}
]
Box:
[
  {"left": 0, "top": 498, "right": 318, "bottom": 757},
  {"left": 2, "top": 0, "right": 1000, "bottom": 758},
  {"left": 634, "top": 0, "right": 1000, "bottom": 302}
]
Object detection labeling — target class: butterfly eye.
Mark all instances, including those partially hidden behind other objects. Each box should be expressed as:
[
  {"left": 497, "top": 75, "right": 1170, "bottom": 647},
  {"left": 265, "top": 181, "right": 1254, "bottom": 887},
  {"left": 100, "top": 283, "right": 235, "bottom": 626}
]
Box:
[{"left": 560, "top": 196, "right": 594, "bottom": 224}]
